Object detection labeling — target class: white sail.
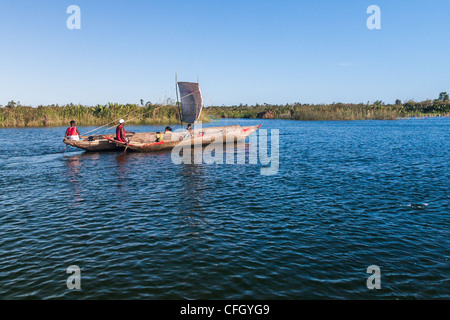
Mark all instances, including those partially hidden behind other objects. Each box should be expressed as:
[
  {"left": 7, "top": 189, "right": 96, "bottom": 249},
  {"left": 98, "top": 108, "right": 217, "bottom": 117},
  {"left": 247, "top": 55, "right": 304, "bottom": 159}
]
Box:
[{"left": 177, "top": 82, "right": 203, "bottom": 124}]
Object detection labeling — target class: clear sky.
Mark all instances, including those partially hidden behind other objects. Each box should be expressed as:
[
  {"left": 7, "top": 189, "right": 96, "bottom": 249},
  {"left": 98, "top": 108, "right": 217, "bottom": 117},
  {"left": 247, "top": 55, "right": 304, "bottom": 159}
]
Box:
[{"left": 1, "top": 0, "right": 449, "bottom": 106}]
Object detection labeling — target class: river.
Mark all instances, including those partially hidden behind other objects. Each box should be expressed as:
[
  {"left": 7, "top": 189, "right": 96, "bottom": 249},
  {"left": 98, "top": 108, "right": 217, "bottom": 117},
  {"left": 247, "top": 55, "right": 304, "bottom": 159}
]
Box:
[{"left": 0, "top": 118, "right": 448, "bottom": 299}]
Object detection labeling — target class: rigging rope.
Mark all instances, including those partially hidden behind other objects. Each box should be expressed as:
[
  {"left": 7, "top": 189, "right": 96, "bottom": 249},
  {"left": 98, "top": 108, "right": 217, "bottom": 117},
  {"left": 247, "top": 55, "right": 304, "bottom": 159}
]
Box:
[{"left": 82, "top": 108, "right": 156, "bottom": 136}]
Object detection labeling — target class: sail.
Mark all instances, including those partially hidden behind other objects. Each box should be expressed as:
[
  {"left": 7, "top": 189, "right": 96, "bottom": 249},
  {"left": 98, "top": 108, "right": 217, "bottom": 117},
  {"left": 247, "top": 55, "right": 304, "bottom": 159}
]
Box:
[{"left": 178, "top": 82, "right": 203, "bottom": 124}]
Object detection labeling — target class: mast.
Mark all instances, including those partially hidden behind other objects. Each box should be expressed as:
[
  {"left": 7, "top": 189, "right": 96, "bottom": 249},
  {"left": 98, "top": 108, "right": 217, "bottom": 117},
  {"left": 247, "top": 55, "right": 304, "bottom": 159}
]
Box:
[
  {"left": 195, "top": 75, "right": 200, "bottom": 130},
  {"left": 175, "top": 73, "right": 183, "bottom": 131}
]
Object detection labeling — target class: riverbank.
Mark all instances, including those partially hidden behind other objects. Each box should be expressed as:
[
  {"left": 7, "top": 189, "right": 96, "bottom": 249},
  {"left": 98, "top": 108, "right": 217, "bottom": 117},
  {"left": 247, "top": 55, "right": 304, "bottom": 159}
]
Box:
[
  {"left": 1, "top": 100, "right": 449, "bottom": 127},
  {"left": 205, "top": 100, "right": 450, "bottom": 121},
  {"left": 0, "top": 103, "right": 210, "bottom": 128}
]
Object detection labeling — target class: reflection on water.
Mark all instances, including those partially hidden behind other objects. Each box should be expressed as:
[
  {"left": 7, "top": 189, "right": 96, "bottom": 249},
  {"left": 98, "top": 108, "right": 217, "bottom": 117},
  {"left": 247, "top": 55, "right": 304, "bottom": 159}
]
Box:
[
  {"left": 115, "top": 153, "right": 130, "bottom": 189},
  {"left": 0, "top": 118, "right": 449, "bottom": 299},
  {"left": 65, "top": 155, "right": 83, "bottom": 206},
  {"left": 178, "top": 156, "right": 207, "bottom": 231}
]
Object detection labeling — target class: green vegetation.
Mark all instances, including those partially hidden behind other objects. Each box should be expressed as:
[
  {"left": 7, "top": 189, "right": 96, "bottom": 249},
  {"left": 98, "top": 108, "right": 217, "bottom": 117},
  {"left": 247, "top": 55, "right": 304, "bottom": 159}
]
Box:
[
  {"left": 0, "top": 101, "right": 209, "bottom": 127},
  {"left": 1, "top": 93, "right": 449, "bottom": 127},
  {"left": 206, "top": 96, "right": 450, "bottom": 121}
]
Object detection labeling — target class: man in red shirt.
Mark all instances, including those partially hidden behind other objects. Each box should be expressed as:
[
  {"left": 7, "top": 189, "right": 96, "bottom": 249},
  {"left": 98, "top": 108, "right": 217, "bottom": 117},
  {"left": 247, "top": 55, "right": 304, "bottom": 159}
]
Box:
[
  {"left": 65, "top": 120, "right": 81, "bottom": 140},
  {"left": 116, "top": 119, "right": 134, "bottom": 144}
]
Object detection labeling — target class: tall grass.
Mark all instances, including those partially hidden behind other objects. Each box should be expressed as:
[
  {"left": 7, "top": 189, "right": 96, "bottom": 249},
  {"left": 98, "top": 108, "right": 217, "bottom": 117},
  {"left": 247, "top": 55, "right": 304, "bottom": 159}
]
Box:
[
  {"left": 0, "top": 102, "right": 209, "bottom": 127},
  {"left": 206, "top": 100, "right": 450, "bottom": 121},
  {"left": 1, "top": 99, "right": 449, "bottom": 127}
]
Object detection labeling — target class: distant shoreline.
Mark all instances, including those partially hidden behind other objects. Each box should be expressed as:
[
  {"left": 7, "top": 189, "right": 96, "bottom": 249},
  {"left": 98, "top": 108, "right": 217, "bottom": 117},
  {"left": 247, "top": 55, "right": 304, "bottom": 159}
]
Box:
[
  {"left": 205, "top": 101, "right": 450, "bottom": 122},
  {"left": 0, "top": 114, "right": 447, "bottom": 129},
  {"left": 0, "top": 100, "right": 449, "bottom": 128}
]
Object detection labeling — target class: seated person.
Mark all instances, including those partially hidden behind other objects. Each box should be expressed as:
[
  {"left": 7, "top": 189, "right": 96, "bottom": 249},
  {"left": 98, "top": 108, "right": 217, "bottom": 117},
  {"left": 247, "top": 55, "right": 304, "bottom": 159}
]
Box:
[
  {"left": 65, "top": 120, "right": 81, "bottom": 140},
  {"left": 156, "top": 132, "right": 164, "bottom": 142},
  {"left": 115, "top": 119, "right": 135, "bottom": 144}
]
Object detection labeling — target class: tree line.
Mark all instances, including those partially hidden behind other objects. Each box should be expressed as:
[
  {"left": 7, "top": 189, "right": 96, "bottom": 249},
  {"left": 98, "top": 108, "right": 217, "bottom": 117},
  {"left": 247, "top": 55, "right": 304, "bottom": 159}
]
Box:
[
  {"left": 206, "top": 93, "right": 450, "bottom": 121},
  {"left": 0, "top": 93, "right": 449, "bottom": 127}
]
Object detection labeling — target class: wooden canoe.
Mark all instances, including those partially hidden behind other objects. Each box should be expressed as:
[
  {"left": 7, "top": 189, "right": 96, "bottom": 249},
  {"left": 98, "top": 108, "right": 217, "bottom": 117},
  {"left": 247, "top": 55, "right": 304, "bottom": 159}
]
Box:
[
  {"left": 63, "top": 133, "right": 136, "bottom": 152},
  {"left": 102, "top": 124, "right": 262, "bottom": 153},
  {"left": 64, "top": 124, "right": 262, "bottom": 153}
]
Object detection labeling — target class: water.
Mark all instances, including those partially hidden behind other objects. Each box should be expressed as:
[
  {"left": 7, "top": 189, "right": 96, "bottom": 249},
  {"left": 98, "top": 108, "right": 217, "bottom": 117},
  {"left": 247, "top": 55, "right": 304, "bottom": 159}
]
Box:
[{"left": 0, "top": 118, "right": 448, "bottom": 299}]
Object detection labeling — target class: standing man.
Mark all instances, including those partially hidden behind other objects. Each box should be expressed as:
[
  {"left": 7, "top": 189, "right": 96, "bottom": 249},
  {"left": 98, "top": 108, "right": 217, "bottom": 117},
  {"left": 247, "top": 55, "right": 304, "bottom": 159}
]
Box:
[{"left": 65, "top": 120, "right": 81, "bottom": 140}]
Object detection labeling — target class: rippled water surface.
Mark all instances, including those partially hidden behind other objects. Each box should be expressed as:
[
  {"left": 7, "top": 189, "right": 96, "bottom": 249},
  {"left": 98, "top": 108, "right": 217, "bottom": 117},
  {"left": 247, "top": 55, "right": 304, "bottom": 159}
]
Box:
[{"left": 0, "top": 118, "right": 448, "bottom": 299}]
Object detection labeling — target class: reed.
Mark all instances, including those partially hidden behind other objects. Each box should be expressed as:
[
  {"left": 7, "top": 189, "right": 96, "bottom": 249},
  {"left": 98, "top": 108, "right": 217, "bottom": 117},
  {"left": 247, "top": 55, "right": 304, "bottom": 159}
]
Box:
[
  {"left": 1, "top": 99, "right": 448, "bottom": 128},
  {"left": 0, "top": 102, "right": 209, "bottom": 128},
  {"left": 205, "top": 100, "right": 450, "bottom": 121}
]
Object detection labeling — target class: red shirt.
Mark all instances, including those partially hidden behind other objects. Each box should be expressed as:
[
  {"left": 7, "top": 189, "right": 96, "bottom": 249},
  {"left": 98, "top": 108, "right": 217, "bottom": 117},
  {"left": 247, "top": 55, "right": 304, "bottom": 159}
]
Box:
[
  {"left": 66, "top": 126, "right": 78, "bottom": 136},
  {"left": 116, "top": 124, "right": 126, "bottom": 142}
]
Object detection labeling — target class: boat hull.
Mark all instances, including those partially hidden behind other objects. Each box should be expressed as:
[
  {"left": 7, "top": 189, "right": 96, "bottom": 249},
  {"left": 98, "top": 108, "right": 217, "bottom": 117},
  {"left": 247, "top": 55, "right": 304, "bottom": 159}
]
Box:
[
  {"left": 63, "top": 137, "right": 119, "bottom": 152},
  {"left": 64, "top": 125, "right": 261, "bottom": 153},
  {"left": 104, "top": 124, "right": 262, "bottom": 153},
  {"left": 63, "top": 133, "right": 135, "bottom": 152}
]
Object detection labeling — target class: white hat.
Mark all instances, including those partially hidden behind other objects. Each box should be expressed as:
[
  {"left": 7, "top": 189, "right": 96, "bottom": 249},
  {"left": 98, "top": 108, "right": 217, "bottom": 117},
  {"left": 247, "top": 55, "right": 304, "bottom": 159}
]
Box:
[{"left": 119, "top": 119, "right": 125, "bottom": 124}]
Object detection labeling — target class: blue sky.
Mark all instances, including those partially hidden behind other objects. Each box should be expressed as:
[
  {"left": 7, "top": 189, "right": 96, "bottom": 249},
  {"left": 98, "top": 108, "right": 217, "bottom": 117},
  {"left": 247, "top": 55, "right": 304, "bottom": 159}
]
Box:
[{"left": 1, "top": 0, "right": 449, "bottom": 106}]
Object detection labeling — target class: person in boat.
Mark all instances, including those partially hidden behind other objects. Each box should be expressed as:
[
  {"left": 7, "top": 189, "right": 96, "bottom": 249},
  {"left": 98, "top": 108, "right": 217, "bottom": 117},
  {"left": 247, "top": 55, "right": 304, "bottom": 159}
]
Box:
[
  {"left": 186, "top": 124, "right": 193, "bottom": 133},
  {"left": 65, "top": 120, "right": 81, "bottom": 140},
  {"left": 165, "top": 126, "right": 172, "bottom": 133},
  {"left": 155, "top": 132, "right": 164, "bottom": 142},
  {"left": 115, "top": 119, "right": 134, "bottom": 144}
]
